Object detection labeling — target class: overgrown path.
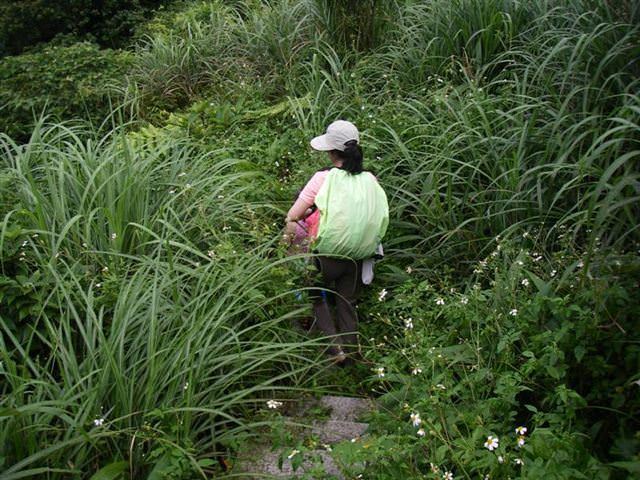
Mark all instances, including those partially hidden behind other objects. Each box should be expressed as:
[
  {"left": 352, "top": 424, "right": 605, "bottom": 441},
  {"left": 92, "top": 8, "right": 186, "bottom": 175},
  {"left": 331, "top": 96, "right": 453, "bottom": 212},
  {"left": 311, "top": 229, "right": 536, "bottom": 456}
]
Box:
[{"left": 238, "top": 392, "right": 375, "bottom": 479}]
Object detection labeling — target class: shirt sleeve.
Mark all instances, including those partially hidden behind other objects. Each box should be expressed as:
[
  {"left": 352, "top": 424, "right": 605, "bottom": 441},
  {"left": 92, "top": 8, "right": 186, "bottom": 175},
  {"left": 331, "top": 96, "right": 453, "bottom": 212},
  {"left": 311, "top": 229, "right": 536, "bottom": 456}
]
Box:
[
  {"left": 287, "top": 171, "right": 327, "bottom": 221},
  {"left": 298, "top": 171, "right": 327, "bottom": 204}
]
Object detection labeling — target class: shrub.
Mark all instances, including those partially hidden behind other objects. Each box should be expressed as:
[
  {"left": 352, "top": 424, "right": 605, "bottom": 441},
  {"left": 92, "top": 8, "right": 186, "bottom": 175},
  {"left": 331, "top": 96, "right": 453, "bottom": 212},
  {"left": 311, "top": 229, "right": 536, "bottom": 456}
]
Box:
[
  {"left": 0, "top": 0, "right": 170, "bottom": 56},
  {"left": 353, "top": 237, "right": 640, "bottom": 479},
  {"left": 0, "top": 42, "right": 133, "bottom": 140}
]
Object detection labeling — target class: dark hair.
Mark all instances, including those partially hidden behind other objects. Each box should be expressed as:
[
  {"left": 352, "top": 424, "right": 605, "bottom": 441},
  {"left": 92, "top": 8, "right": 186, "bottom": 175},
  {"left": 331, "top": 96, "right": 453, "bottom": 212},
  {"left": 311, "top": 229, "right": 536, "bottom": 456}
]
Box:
[{"left": 332, "top": 139, "right": 363, "bottom": 174}]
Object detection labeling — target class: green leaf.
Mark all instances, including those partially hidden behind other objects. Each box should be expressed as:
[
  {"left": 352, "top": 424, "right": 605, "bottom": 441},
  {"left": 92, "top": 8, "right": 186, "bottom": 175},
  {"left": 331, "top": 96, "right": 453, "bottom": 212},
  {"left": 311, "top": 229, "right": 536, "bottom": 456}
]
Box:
[
  {"left": 89, "top": 461, "right": 127, "bottom": 480},
  {"left": 147, "top": 453, "right": 172, "bottom": 480},
  {"left": 608, "top": 461, "right": 640, "bottom": 473}
]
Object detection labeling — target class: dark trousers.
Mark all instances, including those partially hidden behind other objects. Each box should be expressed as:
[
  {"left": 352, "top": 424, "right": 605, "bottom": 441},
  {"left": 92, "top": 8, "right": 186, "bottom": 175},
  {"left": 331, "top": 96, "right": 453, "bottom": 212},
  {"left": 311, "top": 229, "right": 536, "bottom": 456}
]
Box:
[{"left": 311, "top": 256, "right": 362, "bottom": 354}]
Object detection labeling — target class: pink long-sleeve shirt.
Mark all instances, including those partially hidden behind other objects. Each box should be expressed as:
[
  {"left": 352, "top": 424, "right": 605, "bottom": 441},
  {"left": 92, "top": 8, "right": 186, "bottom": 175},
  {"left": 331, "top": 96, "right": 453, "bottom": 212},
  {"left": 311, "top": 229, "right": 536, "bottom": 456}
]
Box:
[{"left": 287, "top": 170, "right": 330, "bottom": 221}]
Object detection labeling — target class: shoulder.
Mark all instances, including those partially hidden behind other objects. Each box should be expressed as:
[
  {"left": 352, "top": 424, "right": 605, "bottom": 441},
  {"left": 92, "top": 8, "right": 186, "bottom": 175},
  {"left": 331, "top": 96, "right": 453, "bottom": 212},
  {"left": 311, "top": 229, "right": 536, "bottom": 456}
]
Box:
[
  {"left": 298, "top": 170, "right": 330, "bottom": 204},
  {"left": 309, "top": 169, "right": 330, "bottom": 185}
]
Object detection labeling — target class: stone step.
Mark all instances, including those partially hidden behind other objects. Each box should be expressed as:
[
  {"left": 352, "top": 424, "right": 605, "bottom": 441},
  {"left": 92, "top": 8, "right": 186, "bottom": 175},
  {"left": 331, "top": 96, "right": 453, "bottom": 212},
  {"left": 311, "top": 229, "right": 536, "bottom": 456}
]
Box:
[
  {"left": 235, "top": 395, "right": 374, "bottom": 479},
  {"left": 237, "top": 447, "right": 343, "bottom": 479},
  {"left": 312, "top": 419, "right": 369, "bottom": 444},
  {"left": 319, "top": 395, "right": 373, "bottom": 423}
]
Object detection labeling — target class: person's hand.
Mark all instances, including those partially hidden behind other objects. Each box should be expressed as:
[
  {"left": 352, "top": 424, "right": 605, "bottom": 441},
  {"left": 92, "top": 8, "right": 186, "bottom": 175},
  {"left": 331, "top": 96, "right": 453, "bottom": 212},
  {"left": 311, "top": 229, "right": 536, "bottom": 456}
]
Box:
[{"left": 281, "top": 219, "right": 297, "bottom": 246}]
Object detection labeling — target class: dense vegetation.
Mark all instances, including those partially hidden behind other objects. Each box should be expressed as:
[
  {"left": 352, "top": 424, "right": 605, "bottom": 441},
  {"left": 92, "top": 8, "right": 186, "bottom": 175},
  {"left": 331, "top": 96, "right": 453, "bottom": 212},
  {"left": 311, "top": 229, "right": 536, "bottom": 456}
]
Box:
[
  {"left": 0, "top": 0, "right": 170, "bottom": 56},
  {"left": 1, "top": 0, "right": 639, "bottom": 478}
]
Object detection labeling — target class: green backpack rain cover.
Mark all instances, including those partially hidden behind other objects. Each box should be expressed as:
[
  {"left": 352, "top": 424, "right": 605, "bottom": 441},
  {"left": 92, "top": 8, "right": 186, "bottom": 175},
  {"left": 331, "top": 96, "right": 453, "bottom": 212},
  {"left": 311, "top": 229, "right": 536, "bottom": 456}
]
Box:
[{"left": 313, "top": 168, "right": 389, "bottom": 259}]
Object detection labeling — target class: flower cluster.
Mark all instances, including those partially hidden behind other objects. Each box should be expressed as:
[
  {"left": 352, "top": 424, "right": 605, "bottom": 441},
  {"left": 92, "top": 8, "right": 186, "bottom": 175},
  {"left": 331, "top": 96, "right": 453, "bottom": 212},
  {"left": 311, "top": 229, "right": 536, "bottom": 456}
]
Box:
[{"left": 266, "top": 400, "right": 283, "bottom": 409}]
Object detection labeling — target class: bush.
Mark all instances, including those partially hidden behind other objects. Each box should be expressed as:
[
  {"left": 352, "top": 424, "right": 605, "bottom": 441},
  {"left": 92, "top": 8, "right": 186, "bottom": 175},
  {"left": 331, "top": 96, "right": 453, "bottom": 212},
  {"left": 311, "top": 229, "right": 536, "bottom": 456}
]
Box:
[
  {"left": 0, "top": 42, "right": 133, "bottom": 140},
  {"left": 352, "top": 237, "right": 640, "bottom": 479},
  {"left": 0, "top": 0, "right": 170, "bottom": 56}
]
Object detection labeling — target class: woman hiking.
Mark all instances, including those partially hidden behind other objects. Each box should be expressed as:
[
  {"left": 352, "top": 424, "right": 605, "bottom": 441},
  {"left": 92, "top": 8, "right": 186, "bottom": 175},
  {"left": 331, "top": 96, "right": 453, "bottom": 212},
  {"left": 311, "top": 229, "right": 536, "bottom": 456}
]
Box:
[{"left": 284, "top": 120, "right": 389, "bottom": 364}]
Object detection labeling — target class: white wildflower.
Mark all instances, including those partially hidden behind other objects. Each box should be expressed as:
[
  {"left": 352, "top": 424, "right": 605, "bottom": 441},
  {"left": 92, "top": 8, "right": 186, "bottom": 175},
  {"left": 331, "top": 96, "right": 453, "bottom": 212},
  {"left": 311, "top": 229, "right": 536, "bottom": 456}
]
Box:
[
  {"left": 460, "top": 296, "right": 469, "bottom": 305},
  {"left": 435, "top": 298, "right": 445, "bottom": 305},
  {"left": 509, "top": 309, "right": 518, "bottom": 316},
  {"left": 404, "top": 318, "right": 413, "bottom": 329},
  {"left": 110, "top": 233, "right": 117, "bottom": 240},
  {"left": 410, "top": 412, "right": 421, "bottom": 427},
  {"left": 514, "top": 458, "right": 524, "bottom": 465},
  {"left": 378, "top": 288, "right": 388, "bottom": 301},
  {"left": 443, "top": 472, "right": 454, "bottom": 480},
  {"left": 411, "top": 366, "right": 422, "bottom": 375},
  {"left": 550, "top": 269, "right": 557, "bottom": 277},
  {"left": 497, "top": 455, "right": 504, "bottom": 464},
  {"left": 406, "top": 266, "right": 413, "bottom": 274},
  {"left": 266, "top": 400, "right": 283, "bottom": 409},
  {"left": 517, "top": 436, "right": 526, "bottom": 447},
  {"left": 435, "top": 384, "right": 446, "bottom": 390},
  {"left": 484, "top": 435, "right": 499, "bottom": 451},
  {"left": 287, "top": 449, "right": 300, "bottom": 459},
  {"left": 93, "top": 418, "right": 105, "bottom": 427},
  {"left": 515, "top": 426, "right": 527, "bottom": 435},
  {"left": 417, "top": 428, "right": 426, "bottom": 436},
  {"left": 521, "top": 279, "right": 529, "bottom": 287},
  {"left": 516, "top": 260, "right": 524, "bottom": 266},
  {"left": 375, "top": 367, "right": 385, "bottom": 378}
]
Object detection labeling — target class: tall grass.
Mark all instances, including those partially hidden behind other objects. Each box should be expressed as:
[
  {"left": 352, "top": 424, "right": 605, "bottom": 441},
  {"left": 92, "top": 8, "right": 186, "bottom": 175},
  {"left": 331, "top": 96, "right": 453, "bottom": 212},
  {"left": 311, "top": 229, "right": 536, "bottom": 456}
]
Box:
[
  {"left": 304, "top": 0, "right": 640, "bottom": 267},
  {"left": 0, "top": 122, "right": 334, "bottom": 478}
]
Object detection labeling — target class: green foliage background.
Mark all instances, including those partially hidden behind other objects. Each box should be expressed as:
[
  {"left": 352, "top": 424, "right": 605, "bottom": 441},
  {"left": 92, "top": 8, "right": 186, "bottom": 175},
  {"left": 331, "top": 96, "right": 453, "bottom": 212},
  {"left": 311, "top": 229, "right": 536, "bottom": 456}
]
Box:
[{"left": 0, "top": 0, "right": 639, "bottom": 478}]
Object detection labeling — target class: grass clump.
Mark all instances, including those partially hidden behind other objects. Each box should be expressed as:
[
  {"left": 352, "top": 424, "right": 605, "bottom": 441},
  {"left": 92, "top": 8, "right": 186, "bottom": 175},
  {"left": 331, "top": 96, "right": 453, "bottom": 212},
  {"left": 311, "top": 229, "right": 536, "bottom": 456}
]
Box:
[{"left": 0, "top": 122, "right": 334, "bottom": 478}]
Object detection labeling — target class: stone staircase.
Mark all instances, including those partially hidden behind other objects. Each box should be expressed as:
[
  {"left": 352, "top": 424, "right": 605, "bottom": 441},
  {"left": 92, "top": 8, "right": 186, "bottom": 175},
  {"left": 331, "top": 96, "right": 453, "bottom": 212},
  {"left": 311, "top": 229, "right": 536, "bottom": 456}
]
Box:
[{"left": 236, "top": 395, "right": 373, "bottom": 479}]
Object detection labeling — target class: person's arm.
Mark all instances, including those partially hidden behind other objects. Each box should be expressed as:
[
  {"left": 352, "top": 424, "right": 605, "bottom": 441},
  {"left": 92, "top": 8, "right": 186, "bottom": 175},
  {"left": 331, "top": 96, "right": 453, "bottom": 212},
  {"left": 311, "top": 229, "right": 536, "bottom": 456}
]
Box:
[
  {"left": 283, "top": 171, "right": 326, "bottom": 233},
  {"left": 286, "top": 197, "right": 313, "bottom": 223}
]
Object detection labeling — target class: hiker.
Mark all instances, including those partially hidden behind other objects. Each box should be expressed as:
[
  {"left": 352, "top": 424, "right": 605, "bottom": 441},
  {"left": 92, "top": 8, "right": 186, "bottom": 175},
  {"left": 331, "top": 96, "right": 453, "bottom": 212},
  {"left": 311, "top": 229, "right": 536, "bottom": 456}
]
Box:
[{"left": 284, "top": 120, "right": 389, "bottom": 363}]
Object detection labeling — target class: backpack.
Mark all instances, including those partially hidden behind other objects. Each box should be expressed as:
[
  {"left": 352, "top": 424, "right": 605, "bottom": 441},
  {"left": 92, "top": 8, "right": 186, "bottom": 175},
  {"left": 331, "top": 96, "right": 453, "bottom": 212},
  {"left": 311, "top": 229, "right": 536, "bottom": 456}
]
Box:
[{"left": 312, "top": 168, "right": 389, "bottom": 259}]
